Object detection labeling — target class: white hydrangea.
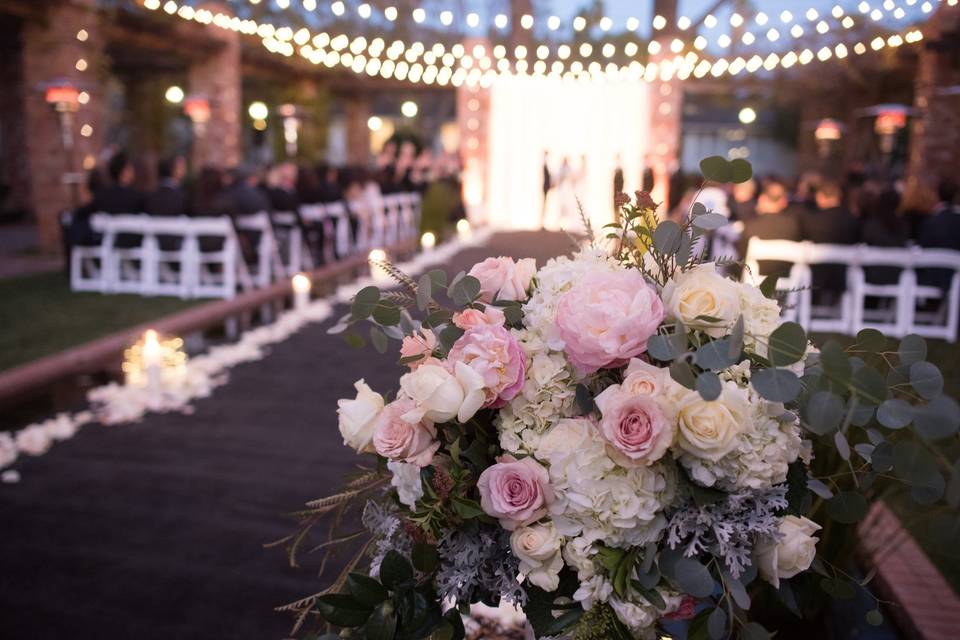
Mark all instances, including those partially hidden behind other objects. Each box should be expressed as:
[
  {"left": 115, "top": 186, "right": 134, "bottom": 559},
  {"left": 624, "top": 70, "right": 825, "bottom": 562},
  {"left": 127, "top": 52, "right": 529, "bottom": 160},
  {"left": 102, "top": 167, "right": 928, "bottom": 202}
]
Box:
[
  {"left": 387, "top": 460, "right": 423, "bottom": 509},
  {"left": 536, "top": 418, "right": 675, "bottom": 548},
  {"left": 496, "top": 329, "right": 576, "bottom": 455},
  {"left": 678, "top": 368, "right": 802, "bottom": 490},
  {"left": 521, "top": 248, "right": 621, "bottom": 351},
  {"left": 609, "top": 589, "right": 686, "bottom": 640}
]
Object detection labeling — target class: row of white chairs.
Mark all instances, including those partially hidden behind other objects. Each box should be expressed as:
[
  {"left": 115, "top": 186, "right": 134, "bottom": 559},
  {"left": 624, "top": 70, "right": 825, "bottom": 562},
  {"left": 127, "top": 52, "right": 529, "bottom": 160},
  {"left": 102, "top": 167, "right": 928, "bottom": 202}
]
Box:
[
  {"left": 69, "top": 192, "right": 422, "bottom": 299},
  {"left": 744, "top": 239, "right": 960, "bottom": 342}
]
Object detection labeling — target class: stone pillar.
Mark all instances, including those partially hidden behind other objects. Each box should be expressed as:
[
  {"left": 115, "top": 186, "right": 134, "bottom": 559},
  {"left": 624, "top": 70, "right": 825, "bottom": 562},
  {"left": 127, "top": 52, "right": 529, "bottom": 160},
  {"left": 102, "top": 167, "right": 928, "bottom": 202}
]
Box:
[
  {"left": 907, "top": 5, "right": 960, "bottom": 184},
  {"left": 21, "top": 0, "right": 105, "bottom": 254},
  {"left": 188, "top": 3, "right": 241, "bottom": 169},
  {"left": 344, "top": 93, "right": 371, "bottom": 164}
]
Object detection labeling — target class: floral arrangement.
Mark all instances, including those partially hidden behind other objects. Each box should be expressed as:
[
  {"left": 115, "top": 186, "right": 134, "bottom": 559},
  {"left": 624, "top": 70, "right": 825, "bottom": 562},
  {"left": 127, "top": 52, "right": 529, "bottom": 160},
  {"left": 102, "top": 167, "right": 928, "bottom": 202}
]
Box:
[{"left": 280, "top": 156, "right": 960, "bottom": 640}]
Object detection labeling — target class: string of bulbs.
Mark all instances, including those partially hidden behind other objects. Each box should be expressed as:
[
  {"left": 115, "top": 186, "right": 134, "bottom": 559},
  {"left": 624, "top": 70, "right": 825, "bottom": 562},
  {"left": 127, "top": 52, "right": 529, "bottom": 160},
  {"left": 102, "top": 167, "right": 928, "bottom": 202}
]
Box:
[{"left": 141, "top": 0, "right": 935, "bottom": 88}]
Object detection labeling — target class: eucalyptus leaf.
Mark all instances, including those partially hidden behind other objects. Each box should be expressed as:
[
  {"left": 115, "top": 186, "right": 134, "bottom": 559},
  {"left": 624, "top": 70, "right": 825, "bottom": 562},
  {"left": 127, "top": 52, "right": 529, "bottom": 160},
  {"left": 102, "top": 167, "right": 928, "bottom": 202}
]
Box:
[
  {"left": 427, "top": 268, "right": 447, "bottom": 289},
  {"left": 856, "top": 328, "right": 887, "bottom": 352},
  {"left": 694, "top": 339, "right": 737, "bottom": 371},
  {"left": 866, "top": 609, "right": 884, "bottom": 626},
  {"left": 819, "top": 341, "right": 852, "bottom": 386},
  {"left": 729, "top": 158, "right": 753, "bottom": 183},
  {"left": 909, "top": 361, "right": 944, "bottom": 399},
  {"left": 871, "top": 441, "right": 894, "bottom": 472},
  {"left": 449, "top": 275, "right": 481, "bottom": 307},
  {"left": 369, "top": 327, "right": 388, "bottom": 354},
  {"left": 696, "top": 371, "right": 722, "bottom": 401},
  {"left": 898, "top": 334, "right": 927, "bottom": 366},
  {"left": 699, "top": 155, "right": 732, "bottom": 183},
  {"left": 827, "top": 491, "right": 868, "bottom": 524},
  {"left": 807, "top": 477, "right": 834, "bottom": 499},
  {"left": 877, "top": 398, "right": 913, "bottom": 430},
  {"left": 372, "top": 304, "right": 401, "bottom": 327},
  {"left": 741, "top": 622, "right": 772, "bottom": 640},
  {"left": 892, "top": 440, "right": 943, "bottom": 493},
  {"left": 834, "top": 431, "right": 851, "bottom": 460},
  {"left": 673, "top": 558, "right": 715, "bottom": 598},
  {"left": 417, "top": 274, "right": 433, "bottom": 311},
  {"left": 767, "top": 322, "right": 807, "bottom": 367},
  {"left": 913, "top": 395, "right": 960, "bottom": 441},
  {"left": 803, "top": 390, "right": 844, "bottom": 435},
  {"left": 852, "top": 365, "right": 887, "bottom": 405},
  {"left": 351, "top": 285, "right": 381, "bottom": 320},
  {"left": 653, "top": 221, "right": 683, "bottom": 255},
  {"left": 670, "top": 360, "right": 698, "bottom": 390},
  {"left": 692, "top": 212, "right": 728, "bottom": 230},
  {"left": 751, "top": 368, "right": 802, "bottom": 403},
  {"left": 707, "top": 607, "right": 727, "bottom": 640}
]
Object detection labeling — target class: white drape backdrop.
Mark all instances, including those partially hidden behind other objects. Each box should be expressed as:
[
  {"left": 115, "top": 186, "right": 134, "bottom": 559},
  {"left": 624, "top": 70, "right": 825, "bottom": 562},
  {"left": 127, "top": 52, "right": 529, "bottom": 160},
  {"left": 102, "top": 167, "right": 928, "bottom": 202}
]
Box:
[{"left": 485, "top": 76, "right": 652, "bottom": 232}]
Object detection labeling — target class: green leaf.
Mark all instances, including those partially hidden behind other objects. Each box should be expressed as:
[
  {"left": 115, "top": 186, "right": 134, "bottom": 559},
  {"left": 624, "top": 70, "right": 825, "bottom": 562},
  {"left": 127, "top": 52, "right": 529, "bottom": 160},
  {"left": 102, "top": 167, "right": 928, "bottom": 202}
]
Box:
[
  {"left": 909, "top": 361, "right": 944, "bottom": 399},
  {"left": 653, "top": 221, "right": 683, "bottom": 255},
  {"left": 449, "top": 275, "right": 481, "bottom": 306},
  {"left": 315, "top": 593, "right": 373, "bottom": 627},
  {"left": 913, "top": 395, "right": 960, "bottom": 441},
  {"left": 411, "top": 542, "right": 439, "bottom": 573},
  {"left": 379, "top": 550, "right": 414, "bottom": 590},
  {"left": 351, "top": 286, "right": 381, "bottom": 320},
  {"left": 451, "top": 496, "right": 485, "bottom": 519},
  {"left": 820, "top": 341, "right": 852, "bottom": 386},
  {"left": 866, "top": 609, "right": 884, "bottom": 626},
  {"left": 728, "top": 316, "right": 745, "bottom": 358},
  {"left": 852, "top": 365, "right": 887, "bottom": 404},
  {"left": 648, "top": 333, "right": 686, "bottom": 361},
  {"left": 427, "top": 268, "right": 447, "bottom": 289},
  {"left": 503, "top": 304, "right": 523, "bottom": 326},
  {"left": 898, "top": 334, "right": 927, "bottom": 366},
  {"left": 740, "top": 622, "right": 772, "bottom": 640},
  {"left": 707, "top": 607, "right": 727, "bottom": 640},
  {"left": 729, "top": 158, "right": 753, "bottom": 183},
  {"left": 699, "top": 155, "right": 732, "bottom": 182},
  {"left": 751, "top": 368, "right": 802, "bottom": 402},
  {"left": 438, "top": 325, "right": 464, "bottom": 352},
  {"left": 856, "top": 328, "right": 887, "bottom": 352},
  {"left": 426, "top": 620, "right": 455, "bottom": 640},
  {"left": 694, "top": 338, "right": 737, "bottom": 371},
  {"left": 347, "top": 573, "right": 389, "bottom": 608},
  {"left": 877, "top": 399, "right": 913, "bottom": 430},
  {"left": 893, "top": 440, "right": 943, "bottom": 495},
  {"left": 575, "top": 384, "right": 595, "bottom": 415},
  {"left": 417, "top": 274, "right": 433, "bottom": 311},
  {"left": 670, "top": 360, "right": 698, "bottom": 390},
  {"left": 871, "top": 441, "right": 894, "bottom": 472},
  {"left": 827, "top": 491, "right": 868, "bottom": 524},
  {"left": 673, "top": 558, "right": 715, "bottom": 598},
  {"left": 768, "top": 322, "right": 807, "bottom": 366},
  {"left": 692, "top": 212, "right": 728, "bottom": 230},
  {"left": 834, "top": 431, "right": 851, "bottom": 460},
  {"left": 344, "top": 333, "right": 365, "bottom": 349},
  {"left": 759, "top": 275, "right": 778, "bottom": 299},
  {"left": 369, "top": 327, "right": 388, "bottom": 354},
  {"left": 820, "top": 577, "right": 856, "bottom": 600},
  {"left": 807, "top": 476, "right": 834, "bottom": 498},
  {"left": 803, "top": 390, "right": 845, "bottom": 435},
  {"left": 696, "top": 371, "right": 722, "bottom": 401}
]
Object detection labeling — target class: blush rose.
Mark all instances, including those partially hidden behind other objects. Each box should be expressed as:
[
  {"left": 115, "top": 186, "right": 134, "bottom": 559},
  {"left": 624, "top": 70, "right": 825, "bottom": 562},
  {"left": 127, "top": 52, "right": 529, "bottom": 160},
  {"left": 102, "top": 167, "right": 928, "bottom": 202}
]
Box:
[{"left": 477, "top": 455, "right": 553, "bottom": 530}]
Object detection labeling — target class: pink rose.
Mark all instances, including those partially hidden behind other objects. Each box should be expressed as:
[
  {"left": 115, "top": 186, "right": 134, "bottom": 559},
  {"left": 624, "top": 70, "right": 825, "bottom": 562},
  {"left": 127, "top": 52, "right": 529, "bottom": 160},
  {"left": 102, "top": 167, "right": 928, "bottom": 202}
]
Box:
[
  {"left": 448, "top": 324, "right": 526, "bottom": 408},
  {"left": 373, "top": 398, "right": 440, "bottom": 467},
  {"left": 665, "top": 596, "right": 697, "bottom": 621},
  {"left": 400, "top": 328, "right": 438, "bottom": 369},
  {"left": 477, "top": 455, "right": 553, "bottom": 530},
  {"left": 556, "top": 270, "right": 664, "bottom": 374},
  {"left": 594, "top": 387, "right": 674, "bottom": 466},
  {"left": 452, "top": 306, "right": 506, "bottom": 330},
  {"left": 467, "top": 257, "right": 537, "bottom": 302}
]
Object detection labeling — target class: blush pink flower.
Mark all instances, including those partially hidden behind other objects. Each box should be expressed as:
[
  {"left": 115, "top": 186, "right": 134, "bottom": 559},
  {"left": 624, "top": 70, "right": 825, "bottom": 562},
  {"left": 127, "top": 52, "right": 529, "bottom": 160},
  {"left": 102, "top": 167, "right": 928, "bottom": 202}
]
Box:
[
  {"left": 467, "top": 257, "right": 537, "bottom": 302},
  {"left": 665, "top": 596, "right": 697, "bottom": 621},
  {"left": 452, "top": 306, "right": 506, "bottom": 330},
  {"left": 556, "top": 270, "right": 664, "bottom": 374},
  {"left": 373, "top": 398, "right": 440, "bottom": 467},
  {"left": 399, "top": 328, "right": 438, "bottom": 370},
  {"left": 448, "top": 324, "right": 525, "bottom": 408},
  {"left": 477, "top": 455, "right": 553, "bottom": 530},
  {"left": 594, "top": 386, "right": 674, "bottom": 466}
]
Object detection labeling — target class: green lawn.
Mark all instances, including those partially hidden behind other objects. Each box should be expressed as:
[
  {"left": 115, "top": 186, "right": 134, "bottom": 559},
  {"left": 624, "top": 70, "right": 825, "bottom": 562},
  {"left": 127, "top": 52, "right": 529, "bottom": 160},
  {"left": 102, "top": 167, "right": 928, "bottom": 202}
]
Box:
[{"left": 0, "top": 271, "right": 202, "bottom": 372}]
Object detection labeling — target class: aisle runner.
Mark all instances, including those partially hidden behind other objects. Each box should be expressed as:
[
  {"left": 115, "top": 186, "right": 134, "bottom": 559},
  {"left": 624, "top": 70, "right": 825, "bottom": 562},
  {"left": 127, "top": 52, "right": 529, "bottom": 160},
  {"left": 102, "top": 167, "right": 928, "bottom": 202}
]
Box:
[{"left": 0, "top": 230, "right": 494, "bottom": 482}]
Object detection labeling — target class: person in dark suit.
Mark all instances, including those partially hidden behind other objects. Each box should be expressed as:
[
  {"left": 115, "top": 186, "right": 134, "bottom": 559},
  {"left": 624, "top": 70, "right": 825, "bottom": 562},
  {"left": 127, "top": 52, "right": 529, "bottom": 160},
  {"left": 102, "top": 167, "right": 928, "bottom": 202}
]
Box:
[
  {"left": 729, "top": 177, "right": 758, "bottom": 222},
  {"left": 800, "top": 180, "right": 859, "bottom": 301},
  {"left": 92, "top": 152, "right": 143, "bottom": 214},
  {"left": 918, "top": 180, "right": 960, "bottom": 291},
  {"left": 738, "top": 178, "right": 803, "bottom": 278},
  {"left": 144, "top": 156, "right": 188, "bottom": 217},
  {"left": 214, "top": 165, "right": 271, "bottom": 264}
]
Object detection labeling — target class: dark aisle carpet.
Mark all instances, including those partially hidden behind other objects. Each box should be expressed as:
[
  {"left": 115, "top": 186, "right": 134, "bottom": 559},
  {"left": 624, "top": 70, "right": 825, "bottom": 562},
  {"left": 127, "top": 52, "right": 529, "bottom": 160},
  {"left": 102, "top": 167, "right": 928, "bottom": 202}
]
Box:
[{"left": 0, "top": 231, "right": 574, "bottom": 640}]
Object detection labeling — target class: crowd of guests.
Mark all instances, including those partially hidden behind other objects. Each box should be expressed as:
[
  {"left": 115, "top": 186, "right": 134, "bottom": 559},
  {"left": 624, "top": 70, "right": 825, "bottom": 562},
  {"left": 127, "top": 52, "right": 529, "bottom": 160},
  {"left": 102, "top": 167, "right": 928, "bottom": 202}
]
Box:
[
  {"left": 667, "top": 170, "right": 960, "bottom": 299},
  {"left": 66, "top": 140, "right": 461, "bottom": 265}
]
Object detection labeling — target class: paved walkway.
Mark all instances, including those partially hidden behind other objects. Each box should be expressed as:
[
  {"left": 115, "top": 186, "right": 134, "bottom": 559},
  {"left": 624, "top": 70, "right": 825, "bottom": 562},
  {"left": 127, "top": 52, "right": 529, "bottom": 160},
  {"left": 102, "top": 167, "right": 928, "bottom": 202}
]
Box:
[{"left": 0, "top": 231, "right": 574, "bottom": 640}]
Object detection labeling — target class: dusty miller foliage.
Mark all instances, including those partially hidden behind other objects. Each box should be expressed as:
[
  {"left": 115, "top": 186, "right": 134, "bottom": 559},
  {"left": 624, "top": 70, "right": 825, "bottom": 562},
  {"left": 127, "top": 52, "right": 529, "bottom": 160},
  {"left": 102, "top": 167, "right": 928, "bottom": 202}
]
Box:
[
  {"left": 362, "top": 501, "right": 412, "bottom": 576},
  {"left": 435, "top": 524, "right": 526, "bottom": 607},
  {"left": 666, "top": 486, "right": 788, "bottom": 578}
]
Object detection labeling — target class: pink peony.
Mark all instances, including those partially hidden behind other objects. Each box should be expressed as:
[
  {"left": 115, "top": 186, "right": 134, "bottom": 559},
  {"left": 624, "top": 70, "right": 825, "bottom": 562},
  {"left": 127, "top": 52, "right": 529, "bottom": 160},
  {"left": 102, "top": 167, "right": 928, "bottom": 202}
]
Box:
[
  {"left": 467, "top": 257, "right": 537, "bottom": 302},
  {"left": 399, "top": 328, "right": 438, "bottom": 370},
  {"left": 448, "top": 324, "right": 526, "bottom": 408},
  {"left": 452, "top": 306, "right": 506, "bottom": 330},
  {"left": 477, "top": 455, "right": 553, "bottom": 530},
  {"left": 594, "top": 387, "right": 674, "bottom": 466},
  {"left": 665, "top": 596, "right": 697, "bottom": 621},
  {"left": 556, "top": 270, "right": 664, "bottom": 373},
  {"left": 373, "top": 398, "right": 440, "bottom": 467}
]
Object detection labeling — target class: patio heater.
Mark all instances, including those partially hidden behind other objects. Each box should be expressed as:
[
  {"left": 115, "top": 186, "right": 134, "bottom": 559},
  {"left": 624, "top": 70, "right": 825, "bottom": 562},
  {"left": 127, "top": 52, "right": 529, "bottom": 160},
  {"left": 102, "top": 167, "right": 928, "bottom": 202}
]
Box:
[
  {"left": 43, "top": 79, "right": 82, "bottom": 208},
  {"left": 278, "top": 103, "right": 301, "bottom": 158}
]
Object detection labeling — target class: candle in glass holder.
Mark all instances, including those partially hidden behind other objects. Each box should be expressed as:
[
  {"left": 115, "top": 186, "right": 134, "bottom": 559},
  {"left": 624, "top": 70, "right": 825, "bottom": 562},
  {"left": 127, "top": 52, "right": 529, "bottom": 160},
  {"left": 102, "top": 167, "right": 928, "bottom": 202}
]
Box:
[
  {"left": 456, "top": 218, "right": 472, "bottom": 241},
  {"left": 291, "top": 273, "right": 312, "bottom": 311},
  {"left": 420, "top": 231, "right": 436, "bottom": 252},
  {"left": 141, "top": 329, "right": 163, "bottom": 395},
  {"left": 368, "top": 249, "right": 390, "bottom": 283}
]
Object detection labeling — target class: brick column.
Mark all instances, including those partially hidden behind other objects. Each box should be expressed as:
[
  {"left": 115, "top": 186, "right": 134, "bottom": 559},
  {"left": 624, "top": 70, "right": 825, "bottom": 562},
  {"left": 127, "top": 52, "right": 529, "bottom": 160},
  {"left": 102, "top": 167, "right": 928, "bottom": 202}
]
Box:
[
  {"left": 344, "top": 93, "right": 371, "bottom": 164},
  {"left": 21, "top": 0, "right": 105, "bottom": 254},
  {"left": 188, "top": 3, "right": 241, "bottom": 169},
  {"left": 907, "top": 5, "right": 960, "bottom": 184},
  {"left": 648, "top": 0, "right": 681, "bottom": 211}
]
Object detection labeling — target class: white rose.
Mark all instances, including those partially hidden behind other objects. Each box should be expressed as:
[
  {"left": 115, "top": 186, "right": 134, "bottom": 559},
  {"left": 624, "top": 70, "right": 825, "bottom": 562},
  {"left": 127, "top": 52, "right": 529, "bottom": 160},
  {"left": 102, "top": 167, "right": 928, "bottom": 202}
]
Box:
[
  {"left": 387, "top": 460, "right": 424, "bottom": 509},
  {"left": 399, "top": 362, "right": 485, "bottom": 424},
  {"left": 511, "top": 521, "right": 564, "bottom": 591},
  {"left": 662, "top": 263, "right": 740, "bottom": 337},
  {"left": 621, "top": 358, "right": 668, "bottom": 396},
  {"left": 675, "top": 383, "right": 749, "bottom": 461},
  {"left": 0, "top": 433, "right": 18, "bottom": 469},
  {"left": 609, "top": 596, "right": 657, "bottom": 638},
  {"left": 739, "top": 283, "right": 783, "bottom": 357},
  {"left": 337, "top": 379, "right": 384, "bottom": 453},
  {"left": 757, "top": 515, "right": 821, "bottom": 588}
]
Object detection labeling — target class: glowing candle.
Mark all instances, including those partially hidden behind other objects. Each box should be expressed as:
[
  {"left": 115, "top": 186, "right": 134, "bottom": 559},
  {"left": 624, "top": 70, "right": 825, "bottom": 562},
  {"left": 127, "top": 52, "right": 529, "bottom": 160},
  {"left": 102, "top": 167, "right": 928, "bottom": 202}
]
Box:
[
  {"left": 456, "top": 219, "right": 472, "bottom": 241},
  {"left": 291, "top": 273, "right": 312, "bottom": 311},
  {"left": 421, "top": 231, "right": 436, "bottom": 251},
  {"left": 141, "top": 329, "right": 163, "bottom": 394},
  {"left": 368, "top": 249, "right": 390, "bottom": 283}
]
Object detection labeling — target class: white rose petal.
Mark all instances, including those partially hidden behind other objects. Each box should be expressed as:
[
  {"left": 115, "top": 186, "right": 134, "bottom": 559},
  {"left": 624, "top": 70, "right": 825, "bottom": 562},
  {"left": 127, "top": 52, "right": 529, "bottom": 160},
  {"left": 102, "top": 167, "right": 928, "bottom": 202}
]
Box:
[{"left": 337, "top": 379, "right": 384, "bottom": 453}]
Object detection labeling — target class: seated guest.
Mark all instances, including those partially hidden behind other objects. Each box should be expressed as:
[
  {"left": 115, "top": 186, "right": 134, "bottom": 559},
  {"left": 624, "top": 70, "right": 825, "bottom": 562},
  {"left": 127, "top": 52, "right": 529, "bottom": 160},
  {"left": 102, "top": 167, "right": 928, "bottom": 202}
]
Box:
[
  {"left": 296, "top": 165, "right": 323, "bottom": 204},
  {"left": 861, "top": 188, "right": 906, "bottom": 285},
  {"left": 217, "top": 165, "right": 270, "bottom": 216},
  {"left": 738, "top": 178, "right": 803, "bottom": 278},
  {"left": 792, "top": 171, "right": 822, "bottom": 210},
  {"left": 190, "top": 167, "right": 226, "bottom": 217},
  {"left": 918, "top": 180, "right": 960, "bottom": 291},
  {"left": 729, "top": 177, "right": 758, "bottom": 222},
  {"left": 318, "top": 163, "right": 343, "bottom": 202},
  {"left": 898, "top": 179, "right": 938, "bottom": 241},
  {"left": 801, "top": 180, "right": 859, "bottom": 300},
  {"left": 92, "top": 151, "right": 143, "bottom": 214},
  {"left": 145, "top": 155, "right": 188, "bottom": 216},
  {"left": 265, "top": 162, "right": 300, "bottom": 212}
]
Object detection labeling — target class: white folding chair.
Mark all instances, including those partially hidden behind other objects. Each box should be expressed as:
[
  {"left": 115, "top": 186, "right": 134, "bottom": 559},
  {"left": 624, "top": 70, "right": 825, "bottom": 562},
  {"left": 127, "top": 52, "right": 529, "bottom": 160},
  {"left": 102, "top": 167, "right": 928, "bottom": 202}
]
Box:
[
  {"left": 909, "top": 247, "right": 960, "bottom": 342},
  {"left": 102, "top": 214, "right": 153, "bottom": 295},
  {"left": 850, "top": 247, "right": 914, "bottom": 338},
  {"left": 235, "top": 212, "right": 284, "bottom": 287},
  {"left": 408, "top": 192, "right": 423, "bottom": 237},
  {"left": 187, "top": 217, "right": 252, "bottom": 299},
  {"left": 301, "top": 203, "right": 337, "bottom": 264},
  {"left": 744, "top": 238, "right": 808, "bottom": 325},
  {"left": 70, "top": 213, "right": 112, "bottom": 292},
  {"left": 382, "top": 194, "right": 402, "bottom": 245},
  {"left": 324, "top": 201, "right": 354, "bottom": 258},
  {"left": 148, "top": 216, "right": 193, "bottom": 298},
  {"left": 804, "top": 243, "right": 858, "bottom": 335}
]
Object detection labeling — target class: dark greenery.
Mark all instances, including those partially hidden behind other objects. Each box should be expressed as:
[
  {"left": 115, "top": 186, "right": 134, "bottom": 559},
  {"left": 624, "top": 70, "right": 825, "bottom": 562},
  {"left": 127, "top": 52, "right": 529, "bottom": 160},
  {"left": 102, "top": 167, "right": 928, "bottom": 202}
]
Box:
[{"left": 0, "top": 271, "right": 201, "bottom": 372}]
